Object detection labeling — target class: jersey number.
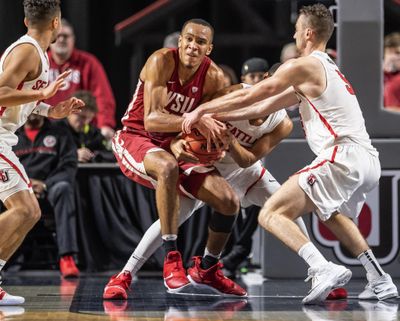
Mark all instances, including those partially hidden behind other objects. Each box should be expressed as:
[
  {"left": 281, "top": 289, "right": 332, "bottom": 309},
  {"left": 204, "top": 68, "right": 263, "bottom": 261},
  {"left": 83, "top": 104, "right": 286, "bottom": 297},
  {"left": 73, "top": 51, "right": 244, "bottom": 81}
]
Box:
[{"left": 335, "top": 70, "right": 355, "bottom": 95}]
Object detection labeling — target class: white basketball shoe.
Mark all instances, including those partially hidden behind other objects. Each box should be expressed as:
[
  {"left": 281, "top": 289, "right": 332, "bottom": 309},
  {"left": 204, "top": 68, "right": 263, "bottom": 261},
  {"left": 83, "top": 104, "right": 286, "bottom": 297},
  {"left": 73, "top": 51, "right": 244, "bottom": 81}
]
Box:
[
  {"left": 0, "top": 287, "right": 25, "bottom": 305},
  {"left": 358, "top": 273, "right": 398, "bottom": 300},
  {"left": 303, "top": 261, "right": 352, "bottom": 304}
]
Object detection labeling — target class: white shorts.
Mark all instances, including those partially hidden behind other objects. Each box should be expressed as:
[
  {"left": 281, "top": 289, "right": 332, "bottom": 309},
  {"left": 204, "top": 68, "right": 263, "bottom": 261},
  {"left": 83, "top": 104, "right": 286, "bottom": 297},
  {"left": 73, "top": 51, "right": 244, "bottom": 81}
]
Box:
[
  {"left": 297, "top": 144, "right": 381, "bottom": 221},
  {"left": 214, "top": 160, "right": 280, "bottom": 208},
  {"left": 0, "top": 144, "right": 32, "bottom": 202}
]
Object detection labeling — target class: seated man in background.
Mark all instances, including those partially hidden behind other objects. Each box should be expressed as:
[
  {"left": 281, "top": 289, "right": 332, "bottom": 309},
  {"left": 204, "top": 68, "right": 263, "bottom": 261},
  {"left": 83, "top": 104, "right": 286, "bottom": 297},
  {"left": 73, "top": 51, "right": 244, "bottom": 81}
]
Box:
[
  {"left": 383, "top": 32, "right": 400, "bottom": 111},
  {"left": 45, "top": 19, "right": 116, "bottom": 140},
  {"left": 14, "top": 114, "right": 80, "bottom": 278},
  {"left": 57, "top": 90, "right": 115, "bottom": 163}
]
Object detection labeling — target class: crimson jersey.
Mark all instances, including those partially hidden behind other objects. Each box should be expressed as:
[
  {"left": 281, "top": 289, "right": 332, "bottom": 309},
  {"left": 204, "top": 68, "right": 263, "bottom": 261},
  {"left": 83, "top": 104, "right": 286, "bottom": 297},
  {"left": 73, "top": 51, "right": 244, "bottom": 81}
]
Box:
[{"left": 121, "top": 49, "right": 211, "bottom": 142}]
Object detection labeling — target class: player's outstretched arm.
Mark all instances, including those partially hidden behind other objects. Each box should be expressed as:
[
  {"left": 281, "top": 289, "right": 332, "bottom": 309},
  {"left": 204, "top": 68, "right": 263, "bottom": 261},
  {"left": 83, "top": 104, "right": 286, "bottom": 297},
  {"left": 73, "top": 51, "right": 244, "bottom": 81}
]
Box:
[
  {"left": 182, "top": 60, "right": 305, "bottom": 132},
  {"left": 0, "top": 44, "right": 69, "bottom": 107}
]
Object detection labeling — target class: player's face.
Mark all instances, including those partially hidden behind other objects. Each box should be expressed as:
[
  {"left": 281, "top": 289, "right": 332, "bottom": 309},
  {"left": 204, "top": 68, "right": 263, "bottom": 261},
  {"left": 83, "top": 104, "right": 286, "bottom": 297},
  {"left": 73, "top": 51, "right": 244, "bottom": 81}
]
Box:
[
  {"left": 178, "top": 23, "right": 213, "bottom": 68},
  {"left": 293, "top": 15, "right": 307, "bottom": 55},
  {"left": 51, "top": 25, "right": 75, "bottom": 57}
]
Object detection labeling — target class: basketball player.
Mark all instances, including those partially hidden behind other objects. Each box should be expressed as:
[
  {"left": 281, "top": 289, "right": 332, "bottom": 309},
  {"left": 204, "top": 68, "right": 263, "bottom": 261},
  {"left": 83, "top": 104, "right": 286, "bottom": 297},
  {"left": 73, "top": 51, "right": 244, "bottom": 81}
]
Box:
[
  {"left": 109, "top": 19, "right": 245, "bottom": 297},
  {"left": 181, "top": 4, "right": 398, "bottom": 304},
  {"left": 103, "top": 65, "right": 345, "bottom": 300},
  {"left": 0, "top": 0, "right": 84, "bottom": 305}
]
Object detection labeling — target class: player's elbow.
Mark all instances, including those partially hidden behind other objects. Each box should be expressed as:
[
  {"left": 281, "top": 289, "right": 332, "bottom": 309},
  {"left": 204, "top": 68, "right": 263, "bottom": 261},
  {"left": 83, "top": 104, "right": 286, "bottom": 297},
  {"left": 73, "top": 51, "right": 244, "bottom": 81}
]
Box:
[{"left": 144, "top": 114, "right": 157, "bottom": 132}]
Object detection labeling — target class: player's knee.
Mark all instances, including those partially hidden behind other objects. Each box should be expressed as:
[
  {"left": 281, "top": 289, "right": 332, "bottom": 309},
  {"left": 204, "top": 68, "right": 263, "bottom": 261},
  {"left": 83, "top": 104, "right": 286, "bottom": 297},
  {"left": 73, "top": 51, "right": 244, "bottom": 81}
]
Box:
[
  {"left": 214, "top": 192, "right": 240, "bottom": 215},
  {"left": 258, "top": 202, "right": 279, "bottom": 231},
  {"left": 16, "top": 202, "right": 41, "bottom": 224},
  {"left": 156, "top": 159, "right": 179, "bottom": 180}
]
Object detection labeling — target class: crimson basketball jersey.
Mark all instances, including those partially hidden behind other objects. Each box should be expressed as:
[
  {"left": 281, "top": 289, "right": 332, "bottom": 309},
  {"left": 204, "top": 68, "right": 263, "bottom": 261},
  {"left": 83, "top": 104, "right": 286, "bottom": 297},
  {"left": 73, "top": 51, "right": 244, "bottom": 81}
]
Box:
[{"left": 121, "top": 49, "right": 211, "bottom": 142}]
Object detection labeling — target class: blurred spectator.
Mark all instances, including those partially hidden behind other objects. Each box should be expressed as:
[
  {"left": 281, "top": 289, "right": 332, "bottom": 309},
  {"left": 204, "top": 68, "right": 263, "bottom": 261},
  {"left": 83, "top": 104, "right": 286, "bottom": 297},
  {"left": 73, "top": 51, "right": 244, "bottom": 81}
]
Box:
[
  {"left": 280, "top": 42, "right": 299, "bottom": 62},
  {"left": 241, "top": 57, "right": 269, "bottom": 85},
  {"left": 163, "top": 31, "right": 180, "bottom": 48},
  {"left": 383, "top": 32, "right": 400, "bottom": 110},
  {"left": 219, "top": 64, "right": 239, "bottom": 87},
  {"left": 45, "top": 19, "right": 116, "bottom": 139},
  {"left": 56, "top": 91, "right": 115, "bottom": 163},
  {"left": 14, "top": 115, "right": 79, "bottom": 278}
]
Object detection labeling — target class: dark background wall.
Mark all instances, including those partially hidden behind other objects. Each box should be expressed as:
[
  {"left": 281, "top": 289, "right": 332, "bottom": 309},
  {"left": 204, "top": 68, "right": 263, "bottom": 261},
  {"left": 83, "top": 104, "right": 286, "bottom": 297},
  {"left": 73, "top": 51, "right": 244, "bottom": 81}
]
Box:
[{"left": 0, "top": 0, "right": 399, "bottom": 127}]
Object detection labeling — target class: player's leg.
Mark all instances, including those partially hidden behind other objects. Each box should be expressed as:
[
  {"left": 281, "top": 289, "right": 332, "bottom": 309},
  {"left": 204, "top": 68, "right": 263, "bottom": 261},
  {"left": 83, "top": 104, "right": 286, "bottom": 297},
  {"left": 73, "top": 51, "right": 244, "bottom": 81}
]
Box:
[
  {"left": 185, "top": 171, "right": 247, "bottom": 297},
  {"left": 0, "top": 189, "right": 40, "bottom": 305},
  {"left": 258, "top": 175, "right": 352, "bottom": 304},
  {"left": 103, "top": 197, "right": 204, "bottom": 299},
  {"left": 323, "top": 213, "right": 398, "bottom": 300}
]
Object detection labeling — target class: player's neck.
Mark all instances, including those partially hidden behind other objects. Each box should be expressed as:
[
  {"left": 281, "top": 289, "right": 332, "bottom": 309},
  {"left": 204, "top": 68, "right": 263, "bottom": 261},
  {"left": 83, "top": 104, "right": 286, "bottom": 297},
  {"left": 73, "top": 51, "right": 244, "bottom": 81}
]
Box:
[
  {"left": 303, "top": 42, "right": 326, "bottom": 56},
  {"left": 177, "top": 61, "right": 201, "bottom": 86},
  {"left": 26, "top": 29, "right": 51, "bottom": 52}
]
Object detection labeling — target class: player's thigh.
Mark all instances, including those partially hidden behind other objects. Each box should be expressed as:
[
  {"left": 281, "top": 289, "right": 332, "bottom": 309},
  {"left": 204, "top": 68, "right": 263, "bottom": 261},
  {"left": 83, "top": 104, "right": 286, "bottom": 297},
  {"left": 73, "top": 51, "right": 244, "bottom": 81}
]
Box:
[
  {"left": 243, "top": 170, "right": 281, "bottom": 208},
  {"left": 196, "top": 171, "right": 239, "bottom": 213},
  {"left": 263, "top": 174, "right": 316, "bottom": 220}
]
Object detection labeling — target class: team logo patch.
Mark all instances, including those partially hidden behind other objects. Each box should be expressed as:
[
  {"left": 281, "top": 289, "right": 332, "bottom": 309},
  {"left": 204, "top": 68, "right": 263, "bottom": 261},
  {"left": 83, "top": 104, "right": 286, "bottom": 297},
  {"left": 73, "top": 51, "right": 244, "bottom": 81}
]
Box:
[
  {"left": 192, "top": 86, "right": 198, "bottom": 93},
  {"left": 0, "top": 170, "right": 9, "bottom": 183},
  {"left": 307, "top": 173, "right": 316, "bottom": 186},
  {"left": 43, "top": 135, "right": 56, "bottom": 147}
]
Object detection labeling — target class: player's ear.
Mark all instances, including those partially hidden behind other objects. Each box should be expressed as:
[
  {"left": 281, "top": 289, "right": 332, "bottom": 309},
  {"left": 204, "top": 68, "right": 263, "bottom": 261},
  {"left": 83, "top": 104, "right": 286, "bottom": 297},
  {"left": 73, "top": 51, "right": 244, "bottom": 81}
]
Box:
[
  {"left": 178, "top": 35, "right": 182, "bottom": 49},
  {"left": 24, "top": 17, "right": 29, "bottom": 28},
  {"left": 206, "top": 43, "right": 213, "bottom": 56}
]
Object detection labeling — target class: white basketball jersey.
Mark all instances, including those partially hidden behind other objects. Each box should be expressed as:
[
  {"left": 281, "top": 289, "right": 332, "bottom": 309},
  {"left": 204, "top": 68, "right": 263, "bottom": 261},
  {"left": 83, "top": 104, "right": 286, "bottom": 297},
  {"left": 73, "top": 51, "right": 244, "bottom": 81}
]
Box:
[
  {"left": 220, "top": 109, "right": 287, "bottom": 165},
  {"left": 296, "top": 51, "right": 377, "bottom": 156},
  {"left": 0, "top": 35, "right": 49, "bottom": 146}
]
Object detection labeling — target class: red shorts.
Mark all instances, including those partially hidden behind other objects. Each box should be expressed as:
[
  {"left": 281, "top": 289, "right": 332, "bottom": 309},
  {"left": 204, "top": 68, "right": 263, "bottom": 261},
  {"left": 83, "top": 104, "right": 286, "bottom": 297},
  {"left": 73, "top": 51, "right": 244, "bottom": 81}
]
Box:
[{"left": 112, "top": 129, "right": 214, "bottom": 198}]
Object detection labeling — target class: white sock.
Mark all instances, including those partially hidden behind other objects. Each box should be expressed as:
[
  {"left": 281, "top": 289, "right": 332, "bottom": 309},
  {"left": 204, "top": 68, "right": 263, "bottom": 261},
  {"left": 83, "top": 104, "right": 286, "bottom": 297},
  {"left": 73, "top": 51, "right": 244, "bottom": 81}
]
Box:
[
  {"left": 298, "top": 242, "right": 328, "bottom": 268},
  {"left": 204, "top": 247, "right": 221, "bottom": 259},
  {"left": 161, "top": 234, "right": 177, "bottom": 241},
  {"left": 358, "top": 249, "right": 385, "bottom": 282},
  {"left": 120, "top": 197, "right": 201, "bottom": 277},
  {"left": 0, "top": 259, "right": 6, "bottom": 272}
]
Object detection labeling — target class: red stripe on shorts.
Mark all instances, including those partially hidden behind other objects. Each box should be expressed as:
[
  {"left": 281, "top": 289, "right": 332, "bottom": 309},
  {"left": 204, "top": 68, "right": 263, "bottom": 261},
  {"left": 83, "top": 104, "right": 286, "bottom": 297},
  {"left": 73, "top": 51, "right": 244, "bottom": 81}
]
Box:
[
  {"left": 0, "top": 153, "right": 31, "bottom": 188},
  {"left": 245, "top": 167, "right": 266, "bottom": 196},
  {"left": 295, "top": 146, "right": 338, "bottom": 175}
]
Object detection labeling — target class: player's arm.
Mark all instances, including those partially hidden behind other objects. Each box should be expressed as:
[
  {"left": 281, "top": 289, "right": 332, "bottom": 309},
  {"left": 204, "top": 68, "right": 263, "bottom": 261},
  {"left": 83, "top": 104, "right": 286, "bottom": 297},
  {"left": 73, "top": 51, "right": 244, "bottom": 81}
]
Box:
[
  {"left": 0, "top": 44, "right": 69, "bottom": 107},
  {"left": 214, "top": 87, "right": 298, "bottom": 122},
  {"left": 143, "top": 50, "right": 186, "bottom": 132},
  {"left": 182, "top": 59, "right": 307, "bottom": 132},
  {"left": 229, "top": 115, "right": 293, "bottom": 168}
]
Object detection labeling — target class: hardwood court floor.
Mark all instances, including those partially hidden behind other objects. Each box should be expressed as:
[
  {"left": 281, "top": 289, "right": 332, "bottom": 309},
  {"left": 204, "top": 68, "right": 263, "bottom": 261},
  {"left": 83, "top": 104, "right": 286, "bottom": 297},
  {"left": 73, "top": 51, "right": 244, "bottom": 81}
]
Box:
[{"left": 0, "top": 271, "right": 399, "bottom": 321}]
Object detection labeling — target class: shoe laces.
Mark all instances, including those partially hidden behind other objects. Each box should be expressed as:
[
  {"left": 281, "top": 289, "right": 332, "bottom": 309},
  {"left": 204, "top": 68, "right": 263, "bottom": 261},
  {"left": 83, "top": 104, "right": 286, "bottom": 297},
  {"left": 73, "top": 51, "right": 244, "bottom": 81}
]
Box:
[{"left": 112, "top": 272, "right": 131, "bottom": 289}]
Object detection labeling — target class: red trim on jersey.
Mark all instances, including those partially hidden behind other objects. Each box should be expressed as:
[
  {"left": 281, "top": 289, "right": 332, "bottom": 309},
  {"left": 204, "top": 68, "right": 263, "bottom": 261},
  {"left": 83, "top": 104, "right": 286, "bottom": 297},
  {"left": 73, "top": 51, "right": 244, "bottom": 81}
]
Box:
[
  {"left": 296, "top": 146, "right": 338, "bottom": 175},
  {"left": 245, "top": 167, "right": 266, "bottom": 196},
  {"left": 0, "top": 153, "right": 31, "bottom": 188},
  {"left": 304, "top": 96, "right": 338, "bottom": 139}
]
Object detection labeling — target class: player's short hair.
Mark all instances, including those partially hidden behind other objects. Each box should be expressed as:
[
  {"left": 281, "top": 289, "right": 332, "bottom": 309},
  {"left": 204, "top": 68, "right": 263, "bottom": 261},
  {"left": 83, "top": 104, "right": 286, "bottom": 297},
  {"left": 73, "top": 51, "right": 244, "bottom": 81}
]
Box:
[
  {"left": 71, "top": 91, "right": 98, "bottom": 113},
  {"left": 23, "top": 0, "right": 61, "bottom": 25},
  {"left": 384, "top": 32, "right": 400, "bottom": 49},
  {"left": 181, "top": 18, "right": 214, "bottom": 42},
  {"left": 299, "top": 4, "right": 334, "bottom": 43}
]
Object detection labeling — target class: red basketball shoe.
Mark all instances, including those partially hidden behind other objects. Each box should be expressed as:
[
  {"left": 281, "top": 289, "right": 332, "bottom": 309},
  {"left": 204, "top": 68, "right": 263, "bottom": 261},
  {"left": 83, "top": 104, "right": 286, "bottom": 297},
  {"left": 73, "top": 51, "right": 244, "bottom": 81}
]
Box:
[
  {"left": 327, "top": 287, "right": 348, "bottom": 300},
  {"left": 59, "top": 255, "right": 80, "bottom": 278},
  {"left": 163, "top": 251, "right": 191, "bottom": 293},
  {"left": 187, "top": 256, "right": 247, "bottom": 297},
  {"left": 103, "top": 271, "right": 132, "bottom": 300}
]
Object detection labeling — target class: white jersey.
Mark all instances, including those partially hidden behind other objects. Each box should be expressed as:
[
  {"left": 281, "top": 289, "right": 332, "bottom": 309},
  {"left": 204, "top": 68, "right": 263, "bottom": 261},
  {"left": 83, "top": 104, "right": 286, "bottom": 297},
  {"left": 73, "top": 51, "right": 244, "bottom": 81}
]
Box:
[
  {"left": 0, "top": 35, "right": 49, "bottom": 147},
  {"left": 296, "top": 51, "right": 377, "bottom": 156},
  {"left": 219, "top": 108, "right": 287, "bottom": 166}
]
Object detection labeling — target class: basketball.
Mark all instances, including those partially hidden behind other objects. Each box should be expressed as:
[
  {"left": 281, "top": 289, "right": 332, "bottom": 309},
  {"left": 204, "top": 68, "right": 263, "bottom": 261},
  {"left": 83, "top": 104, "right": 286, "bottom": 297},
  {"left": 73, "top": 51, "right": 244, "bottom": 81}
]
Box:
[{"left": 183, "top": 129, "right": 222, "bottom": 163}]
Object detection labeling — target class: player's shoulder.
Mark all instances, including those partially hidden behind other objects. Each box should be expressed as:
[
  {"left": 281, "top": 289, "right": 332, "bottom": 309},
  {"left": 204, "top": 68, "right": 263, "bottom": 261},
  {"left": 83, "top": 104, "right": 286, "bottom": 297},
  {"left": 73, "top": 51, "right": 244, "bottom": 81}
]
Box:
[
  {"left": 206, "top": 60, "right": 224, "bottom": 81},
  {"left": 147, "top": 48, "right": 175, "bottom": 66}
]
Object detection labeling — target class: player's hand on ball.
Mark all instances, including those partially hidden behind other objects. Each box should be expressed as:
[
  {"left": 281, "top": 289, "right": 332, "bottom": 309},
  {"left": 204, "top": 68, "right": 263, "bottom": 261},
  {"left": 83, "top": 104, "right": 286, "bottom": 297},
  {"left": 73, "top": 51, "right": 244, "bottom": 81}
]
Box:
[
  {"left": 194, "top": 115, "right": 228, "bottom": 152},
  {"left": 170, "top": 137, "right": 199, "bottom": 163}
]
